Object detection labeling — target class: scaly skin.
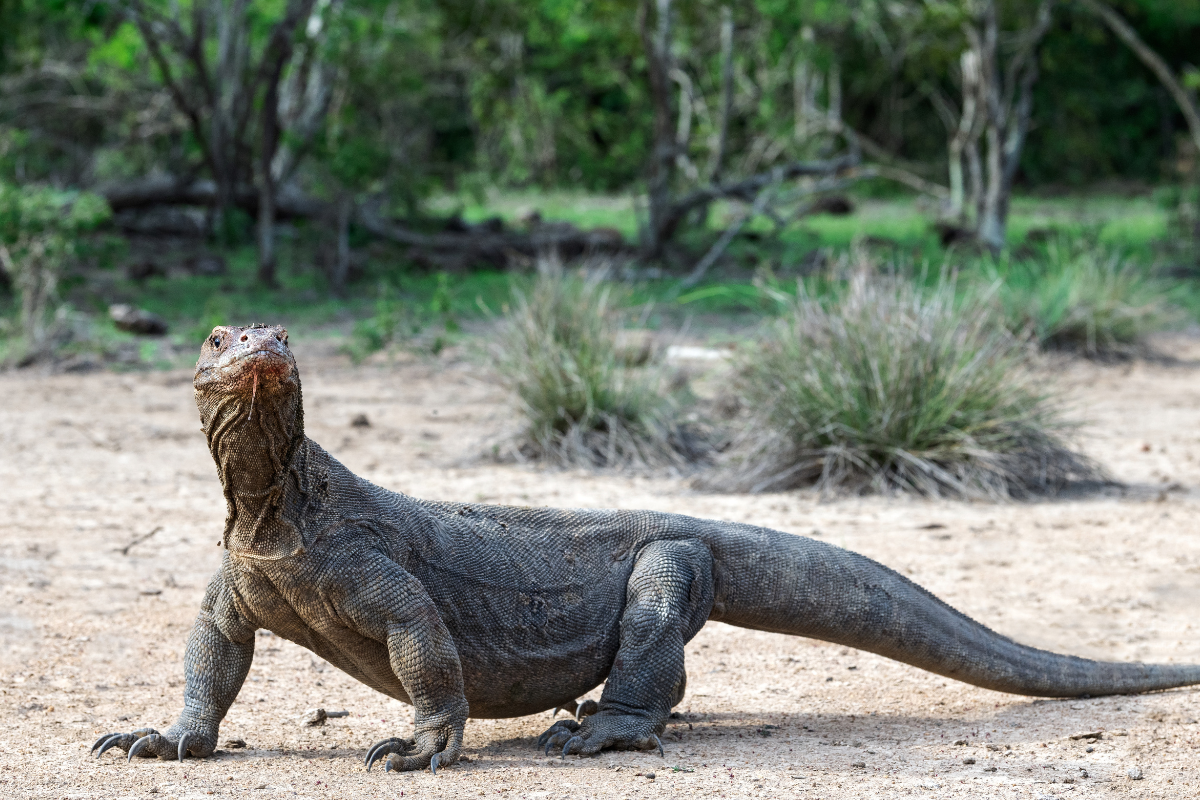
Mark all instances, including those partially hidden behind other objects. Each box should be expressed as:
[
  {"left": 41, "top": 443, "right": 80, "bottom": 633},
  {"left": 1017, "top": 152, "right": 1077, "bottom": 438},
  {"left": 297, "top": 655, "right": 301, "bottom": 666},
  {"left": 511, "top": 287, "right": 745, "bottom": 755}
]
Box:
[{"left": 93, "top": 324, "right": 1200, "bottom": 772}]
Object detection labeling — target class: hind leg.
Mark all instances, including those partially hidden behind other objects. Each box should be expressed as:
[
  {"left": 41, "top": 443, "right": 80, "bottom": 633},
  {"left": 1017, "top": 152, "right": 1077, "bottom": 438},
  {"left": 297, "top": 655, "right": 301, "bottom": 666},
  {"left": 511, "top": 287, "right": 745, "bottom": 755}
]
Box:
[{"left": 538, "top": 539, "right": 712, "bottom": 758}]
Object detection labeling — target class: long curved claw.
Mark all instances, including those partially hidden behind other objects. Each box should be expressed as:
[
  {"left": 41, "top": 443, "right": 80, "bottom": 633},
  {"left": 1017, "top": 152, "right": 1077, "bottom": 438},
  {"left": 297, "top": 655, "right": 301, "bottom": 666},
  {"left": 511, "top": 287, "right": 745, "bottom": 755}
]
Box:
[
  {"left": 384, "top": 757, "right": 396, "bottom": 773},
  {"left": 365, "top": 739, "right": 388, "bottom": 768},
  {"left": 177, "top": 731, "right": 195, "bottom": 762},
  {"left": 365, "top": 738, "right": 407, "bottom": 772},
  {"left": 365, "top": 748, "right": 387, "bottom": 773},
  {"left": 95, "top": 734, "right": 131, "bottom": 759},
  {"left": 92, "top": 733, "right": 119, "bottom": 755},
  {"left": 430, "top": 752, "right": 442, "bottom": 776},
  {"left": 575, "top": 700, "right": 599, "bottom": 721},
  {"left": 561, "top": 735, "right": 583, "bottom": 759},
  {"left": 649, "top": 733, "right": 664, "bottom": 758},
  {"left": 543, "top": 730, "right": 573, "bottom": 756},
  {"left": 126, "top": 735, "right": 154, "bottom": 762}
]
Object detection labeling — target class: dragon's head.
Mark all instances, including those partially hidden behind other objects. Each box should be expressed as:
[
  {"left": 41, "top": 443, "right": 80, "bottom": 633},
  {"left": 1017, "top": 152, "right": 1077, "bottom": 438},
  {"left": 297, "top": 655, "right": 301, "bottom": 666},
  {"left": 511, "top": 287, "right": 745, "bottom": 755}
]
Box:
[{"left": 193, "top": 322, "right": 303, "bottom": 450}]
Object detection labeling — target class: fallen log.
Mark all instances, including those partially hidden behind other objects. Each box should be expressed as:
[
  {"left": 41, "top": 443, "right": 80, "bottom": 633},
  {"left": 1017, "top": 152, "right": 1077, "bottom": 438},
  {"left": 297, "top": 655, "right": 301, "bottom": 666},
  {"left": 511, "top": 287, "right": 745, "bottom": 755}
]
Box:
[
  {"left": 99, "top": 178, "right": 632, "bottom": 268},
  {"left": 100, "top": 177, "right": 328, "bottom": 218}
]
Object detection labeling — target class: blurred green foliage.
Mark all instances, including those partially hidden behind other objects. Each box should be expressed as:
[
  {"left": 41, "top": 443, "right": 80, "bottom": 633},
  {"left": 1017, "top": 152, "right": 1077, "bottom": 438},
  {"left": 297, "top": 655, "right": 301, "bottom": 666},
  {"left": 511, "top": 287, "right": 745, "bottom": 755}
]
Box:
[
  {"left": 1, "top": 0, "right": 1197, "bottom": 196},
  {"left": 0, "top": 181, "right": 110, "bottom": 355}
]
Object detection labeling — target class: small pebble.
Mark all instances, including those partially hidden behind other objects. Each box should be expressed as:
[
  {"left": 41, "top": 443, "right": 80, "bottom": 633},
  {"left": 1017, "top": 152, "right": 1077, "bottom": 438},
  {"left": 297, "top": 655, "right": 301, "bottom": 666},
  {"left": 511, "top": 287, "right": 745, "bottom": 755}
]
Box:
[
  {"left": 962, "top": 757, "right": 976, "bottom": 765},
  {"left": 300, "top": 708, "right": 327, "bottom": 726},
  {"left": 983, "top": 766, "right": 997, "bottom": 773},
  {"left": 644, "top": 772, "right": 655, "bottom": 780},
  {"left": 1085, "top": 746, "right": 1094, "bottom": 753},
  {"left": 850, "top": 761, "right": 866, "bottom": 768},
  {"left": 1128, "top": 766, "right": 1144, "bottom": 780},
  {"left": 351, "top": 413, "right": 370, "bottom": 428},
  {"left": 222, "top": 738, "right": 247, "bottom": 749},
  {"left": 954, "top": 739, "right": 968, "bottom": 746}
]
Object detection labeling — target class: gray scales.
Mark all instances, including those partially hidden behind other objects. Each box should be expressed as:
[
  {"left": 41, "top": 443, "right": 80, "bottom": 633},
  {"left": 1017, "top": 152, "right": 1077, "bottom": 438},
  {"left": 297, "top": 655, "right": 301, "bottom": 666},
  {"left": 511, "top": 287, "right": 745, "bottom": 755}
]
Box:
[{"left": 92, "top": 324, "right": 1200, "bottom": 773}]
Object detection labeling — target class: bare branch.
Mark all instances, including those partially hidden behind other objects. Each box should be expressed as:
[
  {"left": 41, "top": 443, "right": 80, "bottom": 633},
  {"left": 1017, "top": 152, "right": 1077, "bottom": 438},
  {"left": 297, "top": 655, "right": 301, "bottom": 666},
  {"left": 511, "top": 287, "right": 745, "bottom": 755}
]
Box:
[
  {"left": 668, "top": 153, "right": 858, "bottom": 224},
  {"left": 851, "top": 165, "right": 950, "bottom": 200},
  {"left": 123, "top": 1, "right": 216, "bottom": 179},
  {"left": 681, "top": 175, "right": 777, "bottom": 288},
  {"left": 1076, "top": 0, "right": 1200, "bottom": 156},
  {"left": 710, "top": 6, "right": 734, "bottom": 183}
]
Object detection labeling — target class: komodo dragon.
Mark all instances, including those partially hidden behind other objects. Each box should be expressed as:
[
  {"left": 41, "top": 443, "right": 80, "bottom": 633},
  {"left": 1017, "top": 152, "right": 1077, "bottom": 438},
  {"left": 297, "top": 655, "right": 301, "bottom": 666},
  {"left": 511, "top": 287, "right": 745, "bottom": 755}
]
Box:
[{"left": 92, "top": 323, "right": 1200, "bottom": 773}]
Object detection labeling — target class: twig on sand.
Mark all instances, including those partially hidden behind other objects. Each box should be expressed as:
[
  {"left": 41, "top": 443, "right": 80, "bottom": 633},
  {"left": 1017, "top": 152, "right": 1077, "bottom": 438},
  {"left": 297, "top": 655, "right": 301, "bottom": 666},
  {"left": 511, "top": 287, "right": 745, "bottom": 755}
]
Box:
[{"left": 118, "top": 526, "right": 162, "bottom": 556}]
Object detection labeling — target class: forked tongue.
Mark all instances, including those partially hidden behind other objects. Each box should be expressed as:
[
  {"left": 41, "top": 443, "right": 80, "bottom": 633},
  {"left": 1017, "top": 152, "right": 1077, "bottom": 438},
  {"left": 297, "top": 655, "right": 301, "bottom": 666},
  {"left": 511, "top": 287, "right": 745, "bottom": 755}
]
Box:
[{"left": 246, "top": 370, "right": 258, "bottom": 422}]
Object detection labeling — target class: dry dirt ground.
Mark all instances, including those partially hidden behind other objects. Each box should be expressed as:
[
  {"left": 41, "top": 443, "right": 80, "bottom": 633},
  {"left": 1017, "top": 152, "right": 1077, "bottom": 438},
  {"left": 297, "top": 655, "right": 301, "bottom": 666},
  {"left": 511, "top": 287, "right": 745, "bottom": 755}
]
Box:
[{"left": 4, "top": 336, "right": 1200, "bottom": 800}]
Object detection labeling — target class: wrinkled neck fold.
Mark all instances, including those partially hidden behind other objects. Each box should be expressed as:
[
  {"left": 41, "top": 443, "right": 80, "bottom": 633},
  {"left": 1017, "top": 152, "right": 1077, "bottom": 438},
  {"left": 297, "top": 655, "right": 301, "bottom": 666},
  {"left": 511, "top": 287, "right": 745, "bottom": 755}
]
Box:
[{"left": 197, "top": 383, "right": 306, "bottom": 559}]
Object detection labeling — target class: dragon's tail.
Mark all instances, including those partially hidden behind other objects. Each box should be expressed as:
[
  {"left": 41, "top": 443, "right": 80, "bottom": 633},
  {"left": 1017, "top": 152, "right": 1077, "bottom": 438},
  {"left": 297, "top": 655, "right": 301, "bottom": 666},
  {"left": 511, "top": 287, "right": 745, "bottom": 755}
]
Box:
[{"left": 704, "top": 521, "right": 1200, "bottom": 696}]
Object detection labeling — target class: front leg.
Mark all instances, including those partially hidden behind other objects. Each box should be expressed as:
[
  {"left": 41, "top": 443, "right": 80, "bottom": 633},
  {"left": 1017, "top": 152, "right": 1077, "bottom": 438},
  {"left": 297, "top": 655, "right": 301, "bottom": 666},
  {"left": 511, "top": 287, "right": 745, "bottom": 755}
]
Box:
[
  {"left": 340, "top": 551, "right": 468, "bottom": 774},
  {"left": 539, "top": 539, "right": 714, "bottom": 758},
  {"left": 93, "top": 566, "right": 255, "bottom": 761}
]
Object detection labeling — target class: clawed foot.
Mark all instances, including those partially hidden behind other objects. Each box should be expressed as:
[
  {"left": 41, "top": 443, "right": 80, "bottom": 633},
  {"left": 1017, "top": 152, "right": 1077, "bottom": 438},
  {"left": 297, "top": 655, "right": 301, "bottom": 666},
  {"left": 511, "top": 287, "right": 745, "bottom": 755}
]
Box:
[
  {"left": 91, "top": 726, "right": 210, "bottom": 762},
  {"left": 365, "top": 729, "right": 460, "bottom": 775},
  {"left": 536, "top": 712, "right": 665, "bottom": 759}
]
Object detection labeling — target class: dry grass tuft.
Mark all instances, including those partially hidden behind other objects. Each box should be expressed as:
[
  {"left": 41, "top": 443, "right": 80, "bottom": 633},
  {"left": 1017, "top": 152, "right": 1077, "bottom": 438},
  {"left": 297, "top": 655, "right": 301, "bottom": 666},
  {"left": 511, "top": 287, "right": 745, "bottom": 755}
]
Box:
[
  {"left": 702, "top": 271, "right": 1103, "bottom": 498},
  {"left": 998, "top": 243, "right": 1180, "bottom": 357},
  {"left": 492, "top": 268, "right": 711, "bottom": 470}
]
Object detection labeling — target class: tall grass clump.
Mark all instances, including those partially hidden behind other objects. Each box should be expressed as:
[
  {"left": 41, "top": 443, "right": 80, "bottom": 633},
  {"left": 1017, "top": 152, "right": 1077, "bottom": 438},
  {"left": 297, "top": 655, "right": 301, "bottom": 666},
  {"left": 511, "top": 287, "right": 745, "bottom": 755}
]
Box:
[
  {"left": 996, "top": 242, "right": 1178, "bottom": 356},
  {"left": 705, "top": 271, "right": 1101, "bottom": 498},
  {"left": 493, "top": 269, "right": 706, "bottom": 469}
]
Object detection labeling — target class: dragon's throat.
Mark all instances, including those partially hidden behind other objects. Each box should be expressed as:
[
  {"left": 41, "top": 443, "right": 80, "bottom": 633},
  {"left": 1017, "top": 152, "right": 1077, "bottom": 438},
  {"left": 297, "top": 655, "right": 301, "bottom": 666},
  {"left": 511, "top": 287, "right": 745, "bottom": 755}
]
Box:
[{"left": 197, "top": 378, "right": 304, "bottom": 555}]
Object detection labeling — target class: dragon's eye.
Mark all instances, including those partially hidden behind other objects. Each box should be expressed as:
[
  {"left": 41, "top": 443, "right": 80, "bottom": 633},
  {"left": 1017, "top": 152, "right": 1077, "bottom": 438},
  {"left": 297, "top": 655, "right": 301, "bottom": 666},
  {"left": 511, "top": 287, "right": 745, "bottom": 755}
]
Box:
[{"left": 211, "top": 335, "right": 221, "bottom": 348}]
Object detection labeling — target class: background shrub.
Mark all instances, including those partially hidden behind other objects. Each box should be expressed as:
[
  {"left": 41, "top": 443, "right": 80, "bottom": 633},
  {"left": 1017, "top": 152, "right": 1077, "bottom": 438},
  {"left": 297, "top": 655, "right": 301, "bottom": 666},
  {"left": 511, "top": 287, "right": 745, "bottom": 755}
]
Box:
[
  {"left": 493, "top": 268, "right": 708, "bottom": 470},
  {"left": 0, "top": 183, "right": 110, "bottom": 362},
  {"left": 995, "top": 242, "right": 1179, "bottom": 356},
  {"left": 704, "top": 271, "right": 1102, "bottom": 498}
]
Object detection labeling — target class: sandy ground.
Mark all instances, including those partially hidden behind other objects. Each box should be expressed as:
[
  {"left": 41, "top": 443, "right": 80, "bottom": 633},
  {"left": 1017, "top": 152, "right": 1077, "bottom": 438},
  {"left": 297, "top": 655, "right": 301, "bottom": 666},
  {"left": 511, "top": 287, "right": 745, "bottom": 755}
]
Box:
[{"left": 3, "top": 336, "right": 1200, "bottom": 800}]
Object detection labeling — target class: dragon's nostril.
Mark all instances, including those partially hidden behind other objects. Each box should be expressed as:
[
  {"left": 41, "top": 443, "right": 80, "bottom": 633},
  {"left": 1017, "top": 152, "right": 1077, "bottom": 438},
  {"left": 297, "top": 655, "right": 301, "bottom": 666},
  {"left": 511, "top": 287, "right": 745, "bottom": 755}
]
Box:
[{"left": 240, "top": 334, "right": 248, "bottom": 342}]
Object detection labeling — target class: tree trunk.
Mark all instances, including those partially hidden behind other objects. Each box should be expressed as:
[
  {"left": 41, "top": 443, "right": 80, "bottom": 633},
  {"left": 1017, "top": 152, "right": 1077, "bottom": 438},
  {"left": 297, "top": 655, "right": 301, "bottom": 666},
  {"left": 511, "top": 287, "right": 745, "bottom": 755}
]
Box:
[
  {"left": 710, "top": 6, "right": 733, "bottom": 184},
  {"left": 971, "top": 0, "right": 1053, "bottom": 252},
  {"left": 332, "top": 194, "right": 352, "bottom": 294},
  {"left": 211, "top": 0, "right": 250, "bottom": 245},
  {"left": 947, "top": 50, "right": 982, "bottom": 222},
  {"left": 967, "top": 136, "right": 984, "bottom": 224},
  {"left": 639, "top": 0, "right": 677, "bottom": 257},
  {"left": 256, "top": 0, "right": 319, "bottom": 284},
  {"left": 256, "top": 170, "right": 278, "bottom": 285},
  {"left": 256, "top": 36, "right": 284, "bottom": 285}
]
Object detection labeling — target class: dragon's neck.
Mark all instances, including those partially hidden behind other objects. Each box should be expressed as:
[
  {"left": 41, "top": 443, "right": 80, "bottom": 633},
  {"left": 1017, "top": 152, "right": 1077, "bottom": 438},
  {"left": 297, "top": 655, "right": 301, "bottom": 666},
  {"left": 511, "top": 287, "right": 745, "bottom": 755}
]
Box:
[{"left": 199, "top": 386, "right": 307, "bottom": 558}]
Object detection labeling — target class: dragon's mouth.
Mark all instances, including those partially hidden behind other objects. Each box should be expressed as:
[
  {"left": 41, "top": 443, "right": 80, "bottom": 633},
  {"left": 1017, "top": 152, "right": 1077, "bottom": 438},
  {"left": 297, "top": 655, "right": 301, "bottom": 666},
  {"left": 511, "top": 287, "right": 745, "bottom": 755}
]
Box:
[
  {"left": 233, "top": 347, "right": 290, "bottom": 366},
  {"left": 216, "top": 346, "right": 296, "bottom": 394}
]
